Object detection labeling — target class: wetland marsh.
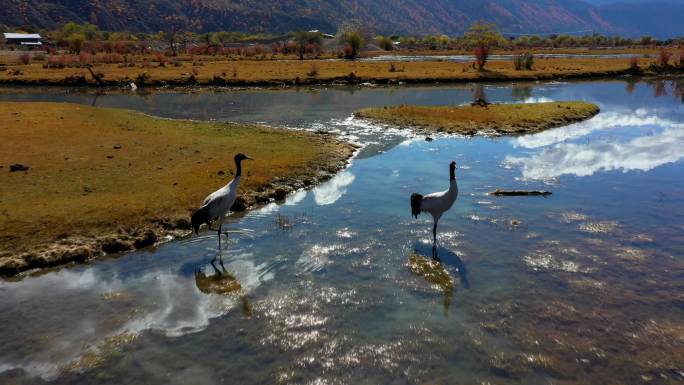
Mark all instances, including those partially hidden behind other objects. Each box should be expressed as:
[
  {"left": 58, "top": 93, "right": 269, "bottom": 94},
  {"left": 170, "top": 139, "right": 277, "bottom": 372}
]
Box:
[{"left": 0, "top": 79, "right": 683, "bottom": 384}]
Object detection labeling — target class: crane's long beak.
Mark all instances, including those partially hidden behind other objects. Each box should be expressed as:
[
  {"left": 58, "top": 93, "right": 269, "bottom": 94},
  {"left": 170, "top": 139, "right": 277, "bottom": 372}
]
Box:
[{"left": 245, "top": 156, "right": 254, "bottom": 160}]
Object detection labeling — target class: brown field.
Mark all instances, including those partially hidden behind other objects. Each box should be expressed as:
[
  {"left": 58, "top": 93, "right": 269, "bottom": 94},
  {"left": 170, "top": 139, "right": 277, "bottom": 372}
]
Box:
[
  {"left": 0, "top": 102, "right": 355, "bottom": 275},
  {"left": 355, "top": 101, "right": 600, "bottom": 135},
  {"left": 0, "top": 55, "right": 672, "bottom": 87}
]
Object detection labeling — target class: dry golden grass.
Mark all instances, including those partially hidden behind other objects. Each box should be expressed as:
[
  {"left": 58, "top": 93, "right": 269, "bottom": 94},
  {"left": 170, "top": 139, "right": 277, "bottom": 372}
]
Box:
[
  {"left": 0, "top": 102, "right": 352, "bottom": 270},
  {"left": 355, "top": 101, "right": 600, "bottom": 135},
  {"left": 0, "top": 56, "right": 659, "bottom": 86}
]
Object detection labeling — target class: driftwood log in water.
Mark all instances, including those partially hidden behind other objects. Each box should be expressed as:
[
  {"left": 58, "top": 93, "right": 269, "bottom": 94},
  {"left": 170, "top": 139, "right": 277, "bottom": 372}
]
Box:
[{"left": 490, "top": 189, "right": 552, "bottom": 196}]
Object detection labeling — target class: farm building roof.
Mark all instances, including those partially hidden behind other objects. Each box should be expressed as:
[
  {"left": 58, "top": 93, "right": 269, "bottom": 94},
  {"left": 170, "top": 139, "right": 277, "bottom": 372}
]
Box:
[{"left": 3, "top": 33, "right": 42, "bottom": 39}]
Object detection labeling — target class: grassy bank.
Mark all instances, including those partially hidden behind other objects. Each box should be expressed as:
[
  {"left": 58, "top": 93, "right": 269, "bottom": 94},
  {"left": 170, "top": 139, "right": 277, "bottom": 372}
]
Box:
[
  {"left": 355, "top": 101, "right": 600, "bottom": 135},
  {"left": 0, "top": 102, "right": 356, "bottom": 276},
  {"left": 0, "top": 56, "right": 678, "bottom": 87}
]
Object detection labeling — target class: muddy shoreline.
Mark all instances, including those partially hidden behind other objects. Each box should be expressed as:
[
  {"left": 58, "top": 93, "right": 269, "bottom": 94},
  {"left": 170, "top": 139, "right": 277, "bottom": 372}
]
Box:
[{"left": 0, "top": 136, "right": 358, "bottom": 278}]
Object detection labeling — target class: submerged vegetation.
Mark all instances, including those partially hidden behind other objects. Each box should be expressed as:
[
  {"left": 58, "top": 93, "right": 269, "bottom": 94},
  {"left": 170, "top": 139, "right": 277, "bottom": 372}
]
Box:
[
  {"left": 354, "top": 101, "right": 600, "bottom": 135},
  {"left": 0, "top": 102, "right": 356, "bottom": 275}
]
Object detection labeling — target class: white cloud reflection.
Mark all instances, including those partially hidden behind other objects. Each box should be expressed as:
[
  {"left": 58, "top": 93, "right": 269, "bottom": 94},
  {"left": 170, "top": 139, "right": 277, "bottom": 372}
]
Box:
[
  {"left": 312, "top": 170, "right": 355, "bottom": 205},
  {"left": 511, "top": 111, "right": 677, "bottom": 149},
  {"left": 284, "top": 189, "right": 307, "bottom": 206},
  {"left": 0, "top": 256, "right": 270, "bottom": 380},
  {"left": 506, "top": 126, "right": 684, "bottom": 179},
  {"left": 504, "top": 108, "right": 684, "bottom": 179}
]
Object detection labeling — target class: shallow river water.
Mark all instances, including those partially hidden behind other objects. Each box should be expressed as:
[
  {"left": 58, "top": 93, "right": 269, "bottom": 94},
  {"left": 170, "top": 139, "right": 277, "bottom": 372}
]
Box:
[{"left": 1, "top": 79, "right": 683, "bottom": 385}]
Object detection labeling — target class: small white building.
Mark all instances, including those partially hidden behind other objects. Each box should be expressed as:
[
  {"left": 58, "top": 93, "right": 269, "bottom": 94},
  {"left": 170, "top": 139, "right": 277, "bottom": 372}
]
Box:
[
  {"left": 3, "top": 33, "right": 43, "bottom": 46},
  {"left": 307, "top": 30, "right": 335, "bottom": 39}
]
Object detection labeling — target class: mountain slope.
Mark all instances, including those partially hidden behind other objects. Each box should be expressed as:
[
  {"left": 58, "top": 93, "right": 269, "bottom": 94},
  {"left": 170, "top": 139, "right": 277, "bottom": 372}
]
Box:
[
  {"left": 0, "top": 0, "right": 679, "bottom": 37},
  {"left": 596, "top": 1, "right": 684, "bottom": 38}
]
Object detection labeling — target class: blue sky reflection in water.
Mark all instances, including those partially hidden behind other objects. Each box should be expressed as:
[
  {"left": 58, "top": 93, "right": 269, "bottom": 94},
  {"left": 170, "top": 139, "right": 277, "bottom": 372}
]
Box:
[{"left": 0, "top": 80, "right": 683, "bottom": 384}]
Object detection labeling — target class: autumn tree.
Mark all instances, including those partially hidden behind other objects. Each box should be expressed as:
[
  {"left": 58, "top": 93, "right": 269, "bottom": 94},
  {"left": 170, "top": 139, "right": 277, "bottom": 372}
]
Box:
[
  {"left": 464, "top": 22, "right": 506, "bottom": 70},
  {"left": 339, "top": 29, "right": 366, "bottom": 59},
  {"left": 163, "top": 15, "right": 186, "bottom": 56},
  {"left": 376, "top": 35, "right": 393, "bottom": 51},
  {"left": 293, "top": 31, "right": 323, "bottom": 60}
]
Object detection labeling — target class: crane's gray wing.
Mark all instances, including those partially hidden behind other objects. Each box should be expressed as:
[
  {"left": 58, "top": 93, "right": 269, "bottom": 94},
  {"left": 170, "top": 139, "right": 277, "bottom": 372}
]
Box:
[{"left": 202, "top": 194, "right": 226, "bottom": 220}]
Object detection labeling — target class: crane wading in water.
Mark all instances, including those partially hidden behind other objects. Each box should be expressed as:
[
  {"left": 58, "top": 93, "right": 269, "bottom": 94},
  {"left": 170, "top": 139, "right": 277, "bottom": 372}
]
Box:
[
  {"left": 411, "top": 161, "right": 459, "bottom": 254},
  {"left": 191, "top": 153, "right": 253, "bottom": 251}
]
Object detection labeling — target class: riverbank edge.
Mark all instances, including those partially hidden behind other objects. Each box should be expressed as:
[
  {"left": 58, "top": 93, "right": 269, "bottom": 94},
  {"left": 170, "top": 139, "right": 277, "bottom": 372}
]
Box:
[
  {"left": 0, "top": 135, "right": 359, "bottom": 278},
  {"left": 0, "top": 66, "right": 682, "bottom": 89},
  {"left": 353, "top": 102, "right": 601, "bottom": 136}
]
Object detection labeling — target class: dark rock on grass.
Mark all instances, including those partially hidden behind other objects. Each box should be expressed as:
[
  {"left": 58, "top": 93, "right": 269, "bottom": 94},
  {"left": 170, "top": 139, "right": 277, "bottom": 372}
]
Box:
[
  {"left": 100, "top": 237, "right": 133, "bottom": 254},
  {"left": 273, "top": 187, "right": 291, "bottom": 201},
  {"left": 0, "top": 255, "right": 29, "bottom": 275},
  {"left": 113, "top": 144, "right": 122, "bottom": 149},
  {"left": 9, "top": 164, "right": 29, "bottom": 172},
  {"left": 255, "top": 194, "right": 270, "bottom": 204},
  {"left": 174, "top": 217, "right": 191, "bottom": 230},
  {"left": 133, "top": 230, "right": 157, "bottom": 249},
  {"left": 57, "top": 246, "right": 95, "bottom": 264},
  {"left": 231, "top": 197, "right": 247, "bottom": 212}
]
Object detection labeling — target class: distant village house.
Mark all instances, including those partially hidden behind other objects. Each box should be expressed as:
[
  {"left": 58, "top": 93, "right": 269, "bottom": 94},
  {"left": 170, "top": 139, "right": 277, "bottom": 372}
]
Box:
[
  {"left": 308, "top": 30, "right": 335, "bottom": 39},
  {"left": 3, "top": 33, "right": 43, "bottom": 47}
]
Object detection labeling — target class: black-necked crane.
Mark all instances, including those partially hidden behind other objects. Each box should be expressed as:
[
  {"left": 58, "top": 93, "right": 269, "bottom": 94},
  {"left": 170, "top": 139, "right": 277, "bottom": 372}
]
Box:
[
  {"left": 191, "top": 153, "right": 252, "bottom": 251},
  {"left": 411, "top": 161, "right": 459, "bottom": 252}
]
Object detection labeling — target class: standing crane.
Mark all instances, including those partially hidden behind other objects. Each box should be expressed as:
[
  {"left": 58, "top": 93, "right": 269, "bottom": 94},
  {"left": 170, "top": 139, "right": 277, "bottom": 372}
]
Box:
[
  {"left": 411, "top": 161, "right": 459, "bottom": 254},
  {"left": 191, "top": 153, "right": 253, "bottom": 252}
]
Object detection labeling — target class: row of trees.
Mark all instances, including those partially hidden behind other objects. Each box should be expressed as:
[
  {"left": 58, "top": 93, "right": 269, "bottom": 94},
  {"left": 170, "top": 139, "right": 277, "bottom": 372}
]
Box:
[
  {"left": 6, "top": 22, "right": 368, "bottom": 59},
  {"left": 375, "top": 26, "right": 682, "bottom": 51},
  {"left": 5, "top": 21, "right": 683, "bottom": 64}
]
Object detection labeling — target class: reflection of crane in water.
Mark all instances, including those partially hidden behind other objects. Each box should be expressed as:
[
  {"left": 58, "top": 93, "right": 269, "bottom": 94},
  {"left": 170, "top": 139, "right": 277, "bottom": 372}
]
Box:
[
  {"left": 195, "top": 258, "right": 252, "bottom": 317},
  {"left": 409, "top": 242, "right": 469, "bottom": 311},
  {"left": 191, "top": 153, "right": 253, "bottom": 259},
  {"left": 411, "top": 161, "right": 459, "bottom": 252}
]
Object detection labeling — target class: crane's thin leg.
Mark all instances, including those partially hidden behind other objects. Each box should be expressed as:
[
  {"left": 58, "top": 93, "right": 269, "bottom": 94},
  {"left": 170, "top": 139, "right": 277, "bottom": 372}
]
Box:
[
  {"left": 432, "top": 219, "right": 438, "bottom": 247},
  {"left": 218, "top": 216, "right": 227, "bottom": 264},
  {"left": 219, "top": 233, "right": 226, "bottom": 272},
  {"left": 210, "top": 257, "right": 222, "bottom": 276},
  {"left": 218, "top": 221, "right": 222, "bottom": 250}
]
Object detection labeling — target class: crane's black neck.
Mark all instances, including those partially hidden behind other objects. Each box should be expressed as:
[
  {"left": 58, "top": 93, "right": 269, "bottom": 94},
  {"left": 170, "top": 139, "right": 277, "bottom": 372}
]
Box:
[
  {"left": 449, "top": 166, "right": 456, "bottom": 181},
  {"left": 235, "top": 158, "right": 242, "bottom": 178}
]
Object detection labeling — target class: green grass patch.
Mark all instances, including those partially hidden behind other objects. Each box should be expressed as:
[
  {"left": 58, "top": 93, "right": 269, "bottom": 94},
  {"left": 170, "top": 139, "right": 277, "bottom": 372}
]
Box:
[{"left": 355, "top": 101, "right": 600, "bottom": 135}]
